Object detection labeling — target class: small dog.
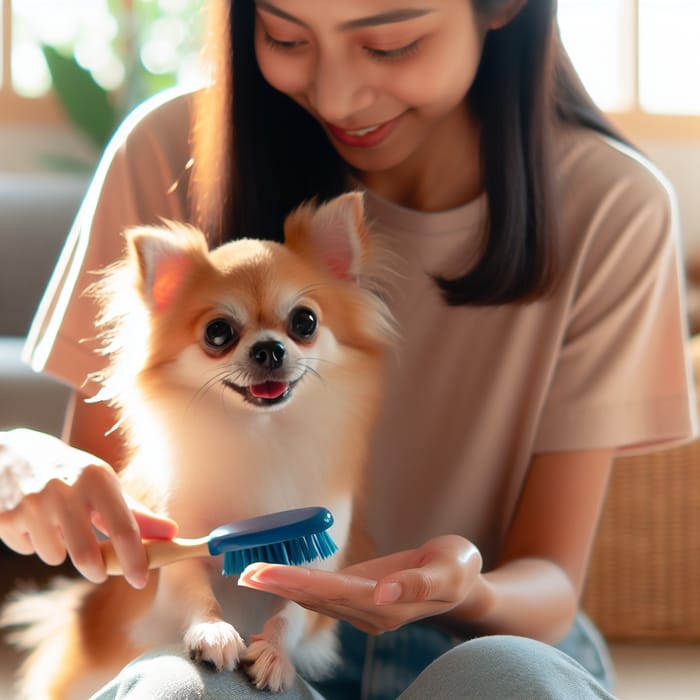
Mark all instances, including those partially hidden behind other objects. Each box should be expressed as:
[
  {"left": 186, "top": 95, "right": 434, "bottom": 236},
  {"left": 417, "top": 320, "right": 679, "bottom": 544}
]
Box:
[{"left": 1, "top": 192, "right": 393, "bottom": 698}]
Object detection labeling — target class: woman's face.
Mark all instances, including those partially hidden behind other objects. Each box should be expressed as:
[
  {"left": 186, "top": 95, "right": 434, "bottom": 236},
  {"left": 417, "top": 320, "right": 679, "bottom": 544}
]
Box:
[{"left": 253, "top": 0, "right": 488, "bottom": 178}]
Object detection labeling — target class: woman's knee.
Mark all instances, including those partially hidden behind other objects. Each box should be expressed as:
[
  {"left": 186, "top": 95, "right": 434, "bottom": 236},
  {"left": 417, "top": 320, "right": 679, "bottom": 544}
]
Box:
[
  {"left": 399, "top": 635, "right": 616, "bottom": 700},
  {"left": 89, "top": 646, "right": 321, "bottom": 700}
]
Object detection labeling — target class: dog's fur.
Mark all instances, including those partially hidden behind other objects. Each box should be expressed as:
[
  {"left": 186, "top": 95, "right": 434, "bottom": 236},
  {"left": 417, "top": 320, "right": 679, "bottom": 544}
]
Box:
[{"left": 1, "top": 193, "right": 393, "bottom": 698}]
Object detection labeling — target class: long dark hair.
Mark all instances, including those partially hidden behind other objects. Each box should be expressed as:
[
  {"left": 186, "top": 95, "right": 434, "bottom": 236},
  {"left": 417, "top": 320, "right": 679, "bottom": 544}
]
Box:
[{"left": 192, "top": 0, "right": 627, "bottom": 305}]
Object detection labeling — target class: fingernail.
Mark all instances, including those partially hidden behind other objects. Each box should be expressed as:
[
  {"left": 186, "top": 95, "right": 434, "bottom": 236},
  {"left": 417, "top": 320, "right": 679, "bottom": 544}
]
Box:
[
  {"left": 238, "top": 562, "right": 268, "bottom": 586},
  {"left": 375, "top": 581, "right": 402, "bottom": 605},
  {"left": 128, "top": 573, "right": 148, "bottom": 590}
]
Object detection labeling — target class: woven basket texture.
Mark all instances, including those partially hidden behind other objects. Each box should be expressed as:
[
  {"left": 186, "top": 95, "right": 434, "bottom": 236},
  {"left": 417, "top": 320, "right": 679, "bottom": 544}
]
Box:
[{"left": 582, "top": 440, "right": 700, "bottom": 640}]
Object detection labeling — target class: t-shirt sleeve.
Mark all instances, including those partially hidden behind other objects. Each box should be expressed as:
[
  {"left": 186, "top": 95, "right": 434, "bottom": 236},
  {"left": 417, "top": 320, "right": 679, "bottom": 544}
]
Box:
[
  {"left": 22, "top": 88, "right": 194, "bottom": 396},
  {"left": 534, "top": 147, "right": 698, "bottom": 454}
]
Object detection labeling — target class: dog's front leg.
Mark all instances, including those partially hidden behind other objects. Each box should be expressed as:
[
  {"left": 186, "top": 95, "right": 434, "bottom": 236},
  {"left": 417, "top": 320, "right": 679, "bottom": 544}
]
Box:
[
  {"left": 162, "top": 560, "right": 246, "bottom": 672},
  {"left": 243, "top": 608, "right": 297, "bottom": 691},
  {"left": 244, "top": 604, "right": 340, "bottom": 692}
]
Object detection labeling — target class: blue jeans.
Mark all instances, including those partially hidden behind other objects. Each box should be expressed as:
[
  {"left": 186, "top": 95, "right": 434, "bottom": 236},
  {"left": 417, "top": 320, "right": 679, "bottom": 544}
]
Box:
[{"left": 92, "top": 613, "right": 616, "bottom": 699}]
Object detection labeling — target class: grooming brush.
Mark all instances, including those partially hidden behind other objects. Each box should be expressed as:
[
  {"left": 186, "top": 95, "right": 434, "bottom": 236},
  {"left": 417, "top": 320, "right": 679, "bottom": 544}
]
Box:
[{"left": 100, "top": 506, "right": 338, "bottom": 577}]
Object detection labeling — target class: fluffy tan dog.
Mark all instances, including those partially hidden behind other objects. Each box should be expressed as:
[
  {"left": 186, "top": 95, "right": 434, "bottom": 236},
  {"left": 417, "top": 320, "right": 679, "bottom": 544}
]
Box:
[{"left": 2, "top": 192, "right": 393, "bottom": 698}]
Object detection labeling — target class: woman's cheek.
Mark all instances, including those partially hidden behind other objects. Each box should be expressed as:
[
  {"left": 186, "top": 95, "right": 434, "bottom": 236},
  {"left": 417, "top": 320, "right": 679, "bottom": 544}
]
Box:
[{"left": 255, "top": 47, "right": 309, "bottom": 97}]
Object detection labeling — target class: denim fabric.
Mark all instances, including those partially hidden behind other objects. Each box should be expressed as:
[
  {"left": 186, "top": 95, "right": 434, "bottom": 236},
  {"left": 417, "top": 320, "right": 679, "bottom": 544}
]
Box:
[
  {"left": 311, "top": 613, "right": 614, "bottom": 700},
  {"left": 310, "top": 622, "right": 461, "bottom": 700}
]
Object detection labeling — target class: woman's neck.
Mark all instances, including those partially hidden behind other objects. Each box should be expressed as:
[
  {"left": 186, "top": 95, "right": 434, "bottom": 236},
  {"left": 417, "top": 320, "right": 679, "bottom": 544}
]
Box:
[{"left": 356, "top": 103, "right": 482, "bottom": 213}]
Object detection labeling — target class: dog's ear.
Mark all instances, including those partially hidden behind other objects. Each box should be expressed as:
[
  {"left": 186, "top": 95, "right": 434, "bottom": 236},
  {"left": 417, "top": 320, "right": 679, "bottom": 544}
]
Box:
[
  {"left": 125, "top": 222, "right": 209, "bottom": 312},
  {"left": 284, "top": 192, "right": 370, "bottom": 280}
]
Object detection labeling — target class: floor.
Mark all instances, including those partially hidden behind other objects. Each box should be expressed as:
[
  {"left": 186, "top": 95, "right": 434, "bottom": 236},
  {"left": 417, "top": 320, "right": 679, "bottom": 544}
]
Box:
[
  {"left": 0, "top": 554, "right": 698, "bottom": 699},
  {"left": 609, "top": 643, "right": 700, "bottom": 699}
]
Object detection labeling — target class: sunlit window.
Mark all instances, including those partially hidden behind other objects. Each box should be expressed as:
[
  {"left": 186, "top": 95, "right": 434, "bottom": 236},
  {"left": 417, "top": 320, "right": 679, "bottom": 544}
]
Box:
[
  {"left": 637, "top": 0, "right": 700, "bottom": 114},
  {"left": 557, "top": 0, "right": 634, "bottom": 113},
  {"left": 558, "top": 0, "right": 700, "bottom": 116},
  {"left": 2, "top": 0, "right": 204, "bottom": 109}
]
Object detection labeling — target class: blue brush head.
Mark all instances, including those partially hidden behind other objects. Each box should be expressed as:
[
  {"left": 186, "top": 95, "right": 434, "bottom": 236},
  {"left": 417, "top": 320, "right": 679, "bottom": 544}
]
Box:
[{"left": 206, "top": 507, "right": 338, "bottom": 577}]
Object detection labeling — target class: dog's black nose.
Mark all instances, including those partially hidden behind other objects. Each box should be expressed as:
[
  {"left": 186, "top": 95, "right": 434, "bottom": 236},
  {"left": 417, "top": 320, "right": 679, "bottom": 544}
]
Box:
[{"left": 250, "top": 340, "right": 286, "bottom": 369}]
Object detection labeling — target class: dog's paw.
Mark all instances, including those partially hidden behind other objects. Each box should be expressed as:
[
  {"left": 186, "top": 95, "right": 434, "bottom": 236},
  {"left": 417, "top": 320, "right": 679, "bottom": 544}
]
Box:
[
  {"left": 242, "top": 635, "right": 296, "bottom": 692},
  {"left": 184, "top": 620, "right": 246, "bottom": 672}
]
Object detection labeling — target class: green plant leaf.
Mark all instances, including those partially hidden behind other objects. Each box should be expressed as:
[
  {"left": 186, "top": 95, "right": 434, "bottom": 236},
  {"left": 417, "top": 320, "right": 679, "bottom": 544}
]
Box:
[{"left": 42, "top": 45, "right": 119, "bottom": 151}]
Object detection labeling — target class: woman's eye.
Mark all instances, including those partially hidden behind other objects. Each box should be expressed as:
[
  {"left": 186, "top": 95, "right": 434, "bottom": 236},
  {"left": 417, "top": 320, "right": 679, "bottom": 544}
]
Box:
[
  {"left": 203, "top": 319, "right": 238, "bottom": 353},
  {"left": 263, "top": 32, "right": 307, "bottom": 51},
  {"left": 289, "top": 307, "right": 318, "bottom": 341},
  {"left": 365, "top": 39, "right": 422, "bottom": 61}
]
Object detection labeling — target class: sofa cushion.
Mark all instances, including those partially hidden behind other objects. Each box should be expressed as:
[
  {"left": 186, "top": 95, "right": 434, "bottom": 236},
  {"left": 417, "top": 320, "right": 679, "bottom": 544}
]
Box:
[
  {"left": 0, "top": 173, "right": 88, "bottom": 336},
  {"left": 0, "top": 337, "right": 71, "bottom": 436}
]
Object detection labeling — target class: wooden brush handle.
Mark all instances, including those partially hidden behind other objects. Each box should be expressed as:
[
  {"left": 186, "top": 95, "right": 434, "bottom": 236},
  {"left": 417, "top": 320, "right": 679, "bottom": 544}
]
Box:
[{"left": 100, "top": 537, "right": 211, "bottom": 576}]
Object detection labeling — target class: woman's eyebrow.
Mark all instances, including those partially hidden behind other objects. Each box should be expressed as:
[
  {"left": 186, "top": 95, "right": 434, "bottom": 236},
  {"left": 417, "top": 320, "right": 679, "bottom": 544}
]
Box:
[
  {"left": 255, "top": 2, "right": 433, "bottom": 30},
  {"left": 339, "top": 8, "right": 434, "bottom": 30}
]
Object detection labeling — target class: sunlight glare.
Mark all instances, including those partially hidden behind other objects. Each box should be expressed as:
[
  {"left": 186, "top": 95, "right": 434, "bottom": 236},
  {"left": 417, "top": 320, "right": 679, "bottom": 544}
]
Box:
[
  {"left": 557, "top": 0, "right": 634, "bottom": 113},
  {"left": 639, "top": 0, "right": 700, "bottom": 114}
]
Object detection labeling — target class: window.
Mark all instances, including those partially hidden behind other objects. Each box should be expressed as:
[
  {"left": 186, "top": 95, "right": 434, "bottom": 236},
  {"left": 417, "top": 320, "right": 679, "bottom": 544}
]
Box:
[{"left": 557, "top": 0, "right": 700, "bottom": 138}]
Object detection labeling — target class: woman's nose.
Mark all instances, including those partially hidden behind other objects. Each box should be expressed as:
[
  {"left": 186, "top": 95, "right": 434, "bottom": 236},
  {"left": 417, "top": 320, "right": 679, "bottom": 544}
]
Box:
[{"left": 309, "top": 54, "right": 374, "bottom": 124}]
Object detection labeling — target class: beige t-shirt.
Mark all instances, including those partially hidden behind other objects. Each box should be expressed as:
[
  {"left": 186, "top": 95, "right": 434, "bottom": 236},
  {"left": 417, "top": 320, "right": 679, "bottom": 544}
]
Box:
[{"left": 25, "top": 88, "right": 698, "bottom": 569}]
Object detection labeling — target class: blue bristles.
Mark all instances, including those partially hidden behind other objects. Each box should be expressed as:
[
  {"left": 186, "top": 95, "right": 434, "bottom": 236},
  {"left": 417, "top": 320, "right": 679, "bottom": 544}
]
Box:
[
  {"left": 204, "top": 507, "right": 338, "bottom": 577},
  {"left": 221, "top": 530, "right": 338, "bottom": 577}
]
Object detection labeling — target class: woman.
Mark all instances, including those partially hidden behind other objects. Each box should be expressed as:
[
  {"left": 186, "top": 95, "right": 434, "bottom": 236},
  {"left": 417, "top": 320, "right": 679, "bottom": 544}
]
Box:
[{"left": 1, "top": 1, "right": 695, "bottom": 697}]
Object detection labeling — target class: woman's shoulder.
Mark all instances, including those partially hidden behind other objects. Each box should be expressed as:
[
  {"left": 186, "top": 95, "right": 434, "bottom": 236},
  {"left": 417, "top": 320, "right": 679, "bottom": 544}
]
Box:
[
  {"left": 88, "top": 86, "right": 201, "bottom": 220},
  {"left": 553, "top": 125, "right": 678, "bottom": 265},
  {"left": 554, "top": 125, "right": 675, "bottom": 214},
  {"left": 107, "top": 85, "right": 198, "bottom": 161}
]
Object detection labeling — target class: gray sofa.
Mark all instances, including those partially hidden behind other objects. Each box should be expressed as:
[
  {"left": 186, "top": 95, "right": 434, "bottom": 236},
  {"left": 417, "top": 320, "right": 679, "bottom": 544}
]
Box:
[{"left": 0, "top": 173, "right": 88, "bottom": 436}]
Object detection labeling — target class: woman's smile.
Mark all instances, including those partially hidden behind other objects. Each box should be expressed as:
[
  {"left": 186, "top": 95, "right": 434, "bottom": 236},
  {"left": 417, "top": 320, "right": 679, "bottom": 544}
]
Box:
[{"left": 325, "top": 113, "right": 404, "bottom": 149}]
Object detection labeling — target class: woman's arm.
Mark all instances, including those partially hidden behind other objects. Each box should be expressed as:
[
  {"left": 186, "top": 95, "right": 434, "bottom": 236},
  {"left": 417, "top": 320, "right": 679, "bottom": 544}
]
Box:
[
  {"left": 238, "top": 449, "right": 613, "bottom": 642},
  {"left": 450, "top": 449, "right": 613, "bottom": 642}
]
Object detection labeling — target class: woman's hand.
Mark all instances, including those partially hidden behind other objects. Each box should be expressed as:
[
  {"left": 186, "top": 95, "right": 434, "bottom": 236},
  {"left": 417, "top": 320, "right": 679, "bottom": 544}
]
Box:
[
  {"left": 238, "top": 534, "right": 483, "bottom": 635},
  {"left": 0, "top": 428, "right": 177, "bottom": 589}
]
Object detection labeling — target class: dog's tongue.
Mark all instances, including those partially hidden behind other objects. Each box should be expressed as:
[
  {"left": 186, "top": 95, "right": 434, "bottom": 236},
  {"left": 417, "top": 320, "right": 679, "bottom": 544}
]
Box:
[{"left": 249, "top": 381, "right": 289, "bottom": 400}]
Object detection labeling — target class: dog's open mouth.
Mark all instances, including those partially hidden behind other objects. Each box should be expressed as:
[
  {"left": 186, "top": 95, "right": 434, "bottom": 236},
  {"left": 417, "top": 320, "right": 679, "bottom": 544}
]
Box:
[
  {"left": 249, "top": 381, "right": 288, "bottom": 400},
  {"left": 223, "top": 378, "right": 300, "bottom": 407}
]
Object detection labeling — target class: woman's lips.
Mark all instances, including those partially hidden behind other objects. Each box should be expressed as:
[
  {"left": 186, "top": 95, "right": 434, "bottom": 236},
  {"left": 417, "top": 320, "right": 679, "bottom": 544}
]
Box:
[{"left": 326, "top": 115, "right": 401, "bottom": 148}]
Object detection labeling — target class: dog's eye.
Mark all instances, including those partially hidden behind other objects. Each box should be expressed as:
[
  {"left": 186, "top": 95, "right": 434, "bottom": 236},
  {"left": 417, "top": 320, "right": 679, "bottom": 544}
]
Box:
[
  {"left": 289, "top": 307, "right": 317, "bottom": 341},
  {"left": 203, "top": 319, "right": 238, "bottom": 354}
]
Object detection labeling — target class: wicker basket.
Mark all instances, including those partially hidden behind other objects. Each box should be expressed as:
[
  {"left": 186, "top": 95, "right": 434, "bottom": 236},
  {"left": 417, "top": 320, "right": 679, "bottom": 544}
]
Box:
[{"left": 582, "top": 440, "right": 700, "bottom": 640}]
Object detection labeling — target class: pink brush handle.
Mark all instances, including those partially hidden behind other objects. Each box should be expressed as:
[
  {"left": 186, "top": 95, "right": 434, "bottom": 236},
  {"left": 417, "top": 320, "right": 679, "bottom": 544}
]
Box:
[{"left": 100, "top": 536, "right": 211, "bottom": 575}]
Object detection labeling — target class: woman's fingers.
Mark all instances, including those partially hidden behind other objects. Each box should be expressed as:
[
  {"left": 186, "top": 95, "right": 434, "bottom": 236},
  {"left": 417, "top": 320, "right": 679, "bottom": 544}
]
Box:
[
  {"left": 82, "top": 470, "right": 150, "bottom": 589},
  {"left": 237, "top": 561, "right": 445, "bottom": 634},
  {"left": 18, "top": 492, "right": 68, "bottom": 566},
  {"left": 0, "top": 430, "right": 178, "bottom": 589},
  {"left": 0, "top": 526, "right": 34, "bottom": 556},
  {"left": 126, "top": 499, "right": 179, "bottom": 540},
  {"left": 0, "top": 502, "right": 35, "bottom": 555},
  {"left": 240, "top": 564, "right": 376, "bottom": 604},
  {"left": 54, "top": 498, "right": 107, "bottom": 584},
  {"left": 238, "top": 535, "right": 483, "bottom": 635},
  {"left": 239, "top": 564, "right": 388, "bottom": 633},
  {"left": 375, "top": 566, "right": 454, "bottom": 606},
  {"left": 375, "top": 535, "right": 481, "bottom": 606}
]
